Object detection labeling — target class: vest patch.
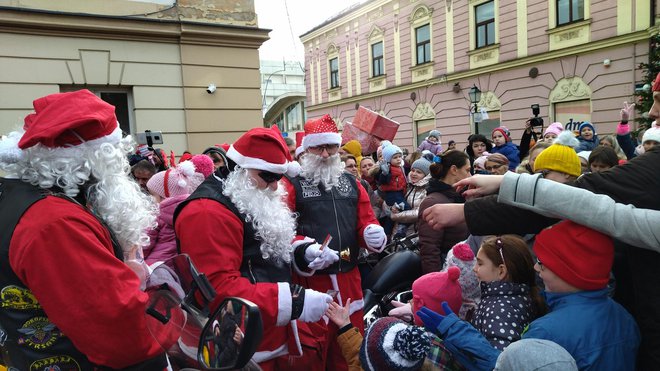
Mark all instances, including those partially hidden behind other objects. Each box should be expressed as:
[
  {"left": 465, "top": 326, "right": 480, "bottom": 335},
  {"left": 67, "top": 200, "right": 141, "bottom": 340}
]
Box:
[
  {"left": 29, "top": 355, "right": 81, "bottom": 371},
  {"left": 17, "top": 317, "right": 61, "bottom": 350},
  {"left": 335, "top": 176, "right": 353, "bottom": 197},
  {"left": 299, "top": 179, "right": 321, "bottom": 198},
  {"left": 1, "top": 285, "right": 40, "bottom": 310}
]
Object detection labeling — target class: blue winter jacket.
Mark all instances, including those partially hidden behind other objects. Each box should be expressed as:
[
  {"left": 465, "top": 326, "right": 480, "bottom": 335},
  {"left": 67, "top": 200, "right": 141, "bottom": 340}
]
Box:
[
  {"left": 436, "top": 289, "right": 640, "bottom": 371},
  {"left": 490, "top": 142, "right": 520, "bottom": 170}
]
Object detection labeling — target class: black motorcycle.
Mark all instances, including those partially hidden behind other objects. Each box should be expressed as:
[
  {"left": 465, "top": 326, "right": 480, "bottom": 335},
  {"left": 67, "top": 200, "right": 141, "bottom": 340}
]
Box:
[
  {"left": 145, "top": 254, "right": 263, "bottom": 370},
  {"left": 361, "top": 233, "right": 422, "bottom": 328}
]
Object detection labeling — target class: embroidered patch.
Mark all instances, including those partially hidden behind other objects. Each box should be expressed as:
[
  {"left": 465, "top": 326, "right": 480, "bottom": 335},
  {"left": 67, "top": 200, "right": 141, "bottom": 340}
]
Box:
[
  {"left": 29, "top": 355, "right": 81, "bottom": 371},
  {"left": 1, "top": 285, "right": 41, "bottom": 310},
  {"left": 334, "top": 176, "right": 353, "bottom": 197},
  {"left": 17, "top": 317, "right": 61, "bottom": 350},
  {"left": 300, "top": 179, "right": 321, "bottom": 198},
  {"left": 0, "top": 326, "right": 7, "bottom": 346}
]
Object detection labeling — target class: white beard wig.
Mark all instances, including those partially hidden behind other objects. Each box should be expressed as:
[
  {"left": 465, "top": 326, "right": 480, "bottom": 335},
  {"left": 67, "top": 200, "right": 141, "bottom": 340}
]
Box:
[
  {"left": 0, "top": 130, "right": 158, "bottom": 254},
  {"left": 222, "top": 167, "right": 296, "bottom": 265},
  {"left": 299, "top": 152, "right": 344, "bottom": 191}
]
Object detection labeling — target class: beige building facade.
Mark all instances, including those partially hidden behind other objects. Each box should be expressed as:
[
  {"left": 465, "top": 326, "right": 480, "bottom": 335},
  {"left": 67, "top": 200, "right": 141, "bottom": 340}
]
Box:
[
  {"left": 301, "top": 0, "right": 659, "bottom": 152},
  {"left": 0, "top": 0, "right": 268, "bottom": 154}
]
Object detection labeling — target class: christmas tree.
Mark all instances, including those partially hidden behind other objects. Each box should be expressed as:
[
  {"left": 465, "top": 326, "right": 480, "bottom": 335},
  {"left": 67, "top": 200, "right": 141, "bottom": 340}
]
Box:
[{"left": 633, "top": 33, "right": 660, "bottom": 134}]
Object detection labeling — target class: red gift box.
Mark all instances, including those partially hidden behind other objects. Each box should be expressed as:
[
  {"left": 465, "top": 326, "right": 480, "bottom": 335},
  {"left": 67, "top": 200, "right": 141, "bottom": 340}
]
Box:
[
  {"left": 341, "top": 123, "right": 382, "bottom": 155},
  {"left": 352, "top": 106, "right": 399, "bottom": 141}
]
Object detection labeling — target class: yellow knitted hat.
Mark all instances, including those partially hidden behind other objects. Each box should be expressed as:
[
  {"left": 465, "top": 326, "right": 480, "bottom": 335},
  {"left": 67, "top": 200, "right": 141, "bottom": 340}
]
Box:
[
  {"left": 341, "top": 140, "right": 363, "bottom": 168},
  {"left": 533, "top": 131, "right": 581, "bottom": 177}
]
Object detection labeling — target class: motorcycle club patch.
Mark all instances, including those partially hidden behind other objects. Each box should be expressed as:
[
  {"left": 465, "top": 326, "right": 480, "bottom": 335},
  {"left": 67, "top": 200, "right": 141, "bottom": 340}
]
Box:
[
  {"left": 29, "top": 355, "right": 81, "bottom": 371},
  {"left": 299, "top": 179, "right": 321, "bottom": 198},
  {"left": 1, "top": 285, "right": 41, "bottom": 310},
  {"left": 334, "top": 176, "right": 353, "bottom": 197},
  {"left": 17, "top": 317, "right": 61, "bottom": 350}
]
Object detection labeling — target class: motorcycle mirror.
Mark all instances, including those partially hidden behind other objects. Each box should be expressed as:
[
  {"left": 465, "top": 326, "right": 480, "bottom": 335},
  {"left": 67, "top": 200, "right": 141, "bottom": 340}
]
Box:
[{"left": 198, "top": 297, "right": 263, "bottom": 370}]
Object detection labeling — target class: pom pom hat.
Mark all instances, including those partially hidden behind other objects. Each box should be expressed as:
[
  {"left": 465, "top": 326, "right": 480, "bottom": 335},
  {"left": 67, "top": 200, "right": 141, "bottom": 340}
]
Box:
[
  {"left": 18, "top": 89, "right": 121, "bottom": 149},
  {"left": 492, "top": 126, "right": 511, "bottom": 142},
  {"left": 227, "top": 125, "right": 300, "bottom": 177},
  {"left": 382, "top": 142, "right": 403, "bottom": 163},
  {"left": 642, "top": 122, "right": 660, "bottom": 144},
  {"left": 533, "top": 130, "right": 581, "bottom": 177},
  {"left": 543, "top": 122, "right": 564, "bottom": 138},
  {"left": 534, "top": 220, "right": 614, "bottom": 290},
  {"left": 147, "top": 161, "right": 204, "bottom": 199},
  {"left": 412, "top": 266, "right": 463, "bottom": 325},
  {"left": 359, "top": 317, "right": 431, "bottom": 371},
  {"left": 301, "top": 114, "right": 342, "bottom": 150}
]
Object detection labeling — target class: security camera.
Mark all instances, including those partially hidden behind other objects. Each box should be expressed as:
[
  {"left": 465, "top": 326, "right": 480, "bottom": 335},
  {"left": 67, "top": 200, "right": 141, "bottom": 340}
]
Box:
[{"left": 206, "top": 83, "right": 217, "bottom": 94}]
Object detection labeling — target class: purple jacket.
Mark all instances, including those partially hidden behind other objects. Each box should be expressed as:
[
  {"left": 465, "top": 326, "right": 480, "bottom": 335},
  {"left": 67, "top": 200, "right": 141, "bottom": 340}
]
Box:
[
  {"left": 144, "top": 194, "right": 189, "bottom": 265},
  {"left": 417, "top": 139, "right": 443, "bottom": 155}
]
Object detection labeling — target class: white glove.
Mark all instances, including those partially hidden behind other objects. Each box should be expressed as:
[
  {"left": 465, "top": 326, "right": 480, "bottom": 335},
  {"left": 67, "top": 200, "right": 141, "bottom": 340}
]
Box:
[
  {"left": 364, "top": 224, "right": 387, "bottom": 252},
  {"left": 305, "top": 244, "right": 340, "bottom": 271},
  {"left": 299, "top": 289, "right": 333, "bottom": 322}
]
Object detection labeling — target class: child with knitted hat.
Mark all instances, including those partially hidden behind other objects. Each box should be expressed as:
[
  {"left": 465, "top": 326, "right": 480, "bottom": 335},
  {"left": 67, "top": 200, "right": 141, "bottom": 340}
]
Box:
[
  {"left": 642, "top": 121, "right": 660, "bottom": 152},
  {"left": 144, "top": 161, "right": 205, "bottom": 265},
  {"left": 391, "top": 156, "right": 431, "bottom": 238},
  {"left": 576, "top": 121, "right": 599, "bottom": 152},
  {"left": 415, "top": 221, "right": 640, "bottom": 371},
  {"left": 542, "top": 122, "right": 564, "bottom": 143},
  {"left": 417, "top": 129, "right": 443, "bottom": 155},
  {"left": 443, "top": 242, "right": 480, "bottom": 320},
  {"left": 490, "top": 126, "right": 520, "bottom": 170},
  {"left": 377, "top": 141, "right": 408, "bottom": 211},
  {"left": 533, "top": 130, "right": 582, "bottom": 182}
]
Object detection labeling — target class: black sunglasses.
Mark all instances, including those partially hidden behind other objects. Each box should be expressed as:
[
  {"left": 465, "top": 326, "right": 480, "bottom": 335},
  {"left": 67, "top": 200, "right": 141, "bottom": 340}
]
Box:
[{"left": 258, "top": 171, "right": 283, "bottom": 184}]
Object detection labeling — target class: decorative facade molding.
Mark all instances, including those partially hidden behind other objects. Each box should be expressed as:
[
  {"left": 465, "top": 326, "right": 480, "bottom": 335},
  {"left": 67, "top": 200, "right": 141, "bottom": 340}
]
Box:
[
  {"left": 409, "top": 4, "right": 433, "bottom": 23},
  {"left": 368, "top": 25, "right": 384, "bottom": 41},
  {"left": 327, "top": 43, "right": 339, "bottom": 56},
  {"left": 479, "top": 91, "right": 502, "bottom": 111},
  {"left": 413, "top": 102, "right": 436, "bottom": 120},
  {"left": 550, "top": 77, "right": 592, "bottom": 102}
]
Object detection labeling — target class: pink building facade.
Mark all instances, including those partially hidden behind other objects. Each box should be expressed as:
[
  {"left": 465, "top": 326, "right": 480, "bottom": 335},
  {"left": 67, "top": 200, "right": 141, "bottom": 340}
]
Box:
[{"left": 301, "top": 0, "right": 657, "bottom": 152}]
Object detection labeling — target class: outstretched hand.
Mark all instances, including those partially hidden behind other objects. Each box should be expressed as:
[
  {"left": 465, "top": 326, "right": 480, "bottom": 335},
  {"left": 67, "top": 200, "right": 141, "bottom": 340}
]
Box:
[
  {"left": 453, "top": 174, "right": 504, "bottom": 199},
  {"left": 422, "top": 203, "right": 466, "bottom": 230},
  {"left": 325, "top": 298, "right": 351, "bottom": 328},
  {"left": 416, "top": 302, "right": 454, "bottom": 333},
  {"left": 621, "top": 101, "right": 635, "bottom": 121}
]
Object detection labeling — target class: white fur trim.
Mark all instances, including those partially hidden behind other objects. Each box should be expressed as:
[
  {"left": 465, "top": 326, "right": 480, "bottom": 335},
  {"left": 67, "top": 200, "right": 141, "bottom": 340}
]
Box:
[
  {"left": 0, "top": 131, "right": 24, "bottom": 164},
  {"left": 277, "top": 282, "right": 292, "bottom": 326},
  {"left": 290, "top": 320, "right": 303, "bottom": 356},
  {"left": 227, "top": 145, "right": 289, "bottom": 174},
  {"left": 291, "top": 237, "right": 316, "bottom": 277},
  {"left": 330, "top": 274, "right": 342, "bottom": 305},
  {"left": 302, "top": 132, "right": 342, "bottom": 149},
  {"left": 252, "top": 343, "right": 288, "bottom": 363},
  {"left": 349, "top": 299, "right": 364, "bottom": 316},
  {"left": 295, "top": 146, "right": 305, "bottom": 158}
]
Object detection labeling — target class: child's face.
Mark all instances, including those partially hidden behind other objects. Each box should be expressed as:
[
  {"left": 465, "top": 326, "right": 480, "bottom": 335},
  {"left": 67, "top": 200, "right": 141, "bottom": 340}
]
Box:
[
  {"left": 590, "top": 161, "right": 612, "bottom": 173},
  {"left": 543, "top": 133, "right": 557, "bottom": 143},
  {"left": 643, "top": 140, "right": 659, "bottom": 152},
  {"left": 473, "top": 247, "right": 504, "bottom": 282},
  {"left": 428, "top": 136, "right": 439, "bottom": 144},
  {"left": 581, "top": 127, "right": 594, "bottom": 140},
  {"left": 492, "top": 131, "right": 506, "bottom": 146},
  {"left": 408, "top": 168, "right": 425, "bottom": 183},
  {"left": 534, "top": 258, "right": 577, "bottom": 293},
  {"left": 390, "top": 153, "right": 403, "bottom": 166}
]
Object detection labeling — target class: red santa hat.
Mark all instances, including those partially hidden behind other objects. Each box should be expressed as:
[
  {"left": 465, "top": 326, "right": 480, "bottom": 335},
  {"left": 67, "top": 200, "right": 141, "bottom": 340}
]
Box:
[
  {"left": 301, "top": 114, "right": 342, "bottom": 150},
  {"left": 18, "top": 89, "right": 121, "bottom": 149},
  {"left": 227, "top": 125, "right": 300, "bottom": 177},
  {"left": 294, "top": 131, "right": 306, "bottom": 158}
]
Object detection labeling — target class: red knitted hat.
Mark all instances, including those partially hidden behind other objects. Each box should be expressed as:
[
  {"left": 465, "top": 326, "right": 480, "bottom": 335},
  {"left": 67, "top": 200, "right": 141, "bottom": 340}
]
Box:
[
  {"left": 492, "top": 126, "right": 511, "bottom": 142},
  {"left": 412, "top": 266, "right": 462, "bottom": 325},
  {"left": 302, "top": 114, "right": 342, "bottom": 149},
  {"left": 226, "top": 125, "right": 299, "bottom": 176},
  {"left": 533, "top": 220, "right": 614, "bottom": 290},
  {"left": 19, "top": 89, "right": 120, "bottom": 149}
]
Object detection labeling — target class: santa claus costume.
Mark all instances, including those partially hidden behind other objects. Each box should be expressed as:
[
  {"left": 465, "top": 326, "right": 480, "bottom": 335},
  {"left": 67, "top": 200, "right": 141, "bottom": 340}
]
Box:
[
  {"left": 283, "top": 115, "right": 387, "bottom": 371},
  {"left": 174, "top": 126, "right": 331, "bottom": 370}
]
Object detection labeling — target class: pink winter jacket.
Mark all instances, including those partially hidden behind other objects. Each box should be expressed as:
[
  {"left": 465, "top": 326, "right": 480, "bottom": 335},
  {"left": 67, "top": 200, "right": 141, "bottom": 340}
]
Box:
[{"left": 144, "top": 194, "right": 189, "bottom": 265}]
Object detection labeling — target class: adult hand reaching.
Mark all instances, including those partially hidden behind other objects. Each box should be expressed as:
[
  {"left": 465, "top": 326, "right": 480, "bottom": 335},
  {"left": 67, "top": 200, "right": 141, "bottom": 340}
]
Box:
[
  {"left": 422, "top": 203, "right": 466, "bottom": 230},
  {"left": 453, "top": 174, "right": 504, "bottom": 199}
]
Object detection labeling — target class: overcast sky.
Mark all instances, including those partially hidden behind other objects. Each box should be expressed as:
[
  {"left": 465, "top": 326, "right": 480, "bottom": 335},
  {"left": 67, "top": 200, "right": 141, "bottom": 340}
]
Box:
[{"left": 255, "top": 0, "right": 364, "bottom": 62}]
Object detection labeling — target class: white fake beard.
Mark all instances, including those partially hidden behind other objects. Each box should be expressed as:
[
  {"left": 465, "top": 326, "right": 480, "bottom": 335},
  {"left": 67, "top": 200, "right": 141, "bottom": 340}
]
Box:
[
  {"left": 6, "top": 133, "right": 157, "bottom": 254},
  {"left": 222, "top": 168, "right": 296, "bottom": 265},
  {"left": 299, "top": 152, "right": 344, "bottom": 191}
]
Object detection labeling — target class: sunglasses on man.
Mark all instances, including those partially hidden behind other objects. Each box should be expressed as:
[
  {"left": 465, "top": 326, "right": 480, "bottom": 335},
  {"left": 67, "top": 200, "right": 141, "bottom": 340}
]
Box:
[{"left": 258, "top": 170, "right": 283, "bottom": 184}]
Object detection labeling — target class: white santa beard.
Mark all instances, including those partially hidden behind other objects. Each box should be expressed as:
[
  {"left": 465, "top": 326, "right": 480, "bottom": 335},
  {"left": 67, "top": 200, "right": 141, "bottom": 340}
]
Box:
[
  {"left": 222, "top": 168, "right": 296, "bottom": 264},
  {"left": 6, "top": 133, "right": 157, "bottom": 254},
  {"left": 299, "top": 153, "right": 344, "bottom": 191}
]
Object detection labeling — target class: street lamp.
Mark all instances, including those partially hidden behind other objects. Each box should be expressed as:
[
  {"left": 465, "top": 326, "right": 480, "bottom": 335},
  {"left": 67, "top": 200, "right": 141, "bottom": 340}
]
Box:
[
  {"left": 262, "top": 66, "right": 288, "bottom": 116},
  {"left": 468, "top": 84, "right": 482, "bottom": 134}
]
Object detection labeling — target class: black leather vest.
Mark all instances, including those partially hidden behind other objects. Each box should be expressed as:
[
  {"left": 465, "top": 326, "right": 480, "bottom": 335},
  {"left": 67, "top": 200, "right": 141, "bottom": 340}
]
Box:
[
  {"left": 174, "top": 175, "right": 291, "bottom": 285},
  {"left": 287, "top": 173, "right": 359, "bottom": 274}
]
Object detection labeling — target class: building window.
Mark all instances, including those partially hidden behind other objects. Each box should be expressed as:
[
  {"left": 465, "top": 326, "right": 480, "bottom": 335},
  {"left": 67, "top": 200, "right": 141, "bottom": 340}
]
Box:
[
  {"left": 415, "top": 119, "right": 435, "bottom": 146},
  {"left": 372, "top": 42, "right": 384, "bottom": 77},
  {"left": 415, "top": 24, "right": 431, "bottom": 65},
  {"left": 475, "top": 1, "right": 495, "bottom": 49},
  {"left": 557, "top": 0, "right": 584, "bottom": 26},
  {"left": 329, "top": 57, "right": 339, "bottom": 89}
]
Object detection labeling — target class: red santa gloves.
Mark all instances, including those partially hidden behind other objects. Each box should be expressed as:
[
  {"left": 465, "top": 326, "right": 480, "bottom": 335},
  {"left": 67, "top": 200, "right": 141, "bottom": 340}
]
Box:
[
  {"left": 364, "top": 224, "right": 387, "bottom": 252},
  {"left": 299, "top": 289, "right": 333, "bottom": 322},
  {"left": 304, "top": 243, "right": 340, "bottom": 271}
]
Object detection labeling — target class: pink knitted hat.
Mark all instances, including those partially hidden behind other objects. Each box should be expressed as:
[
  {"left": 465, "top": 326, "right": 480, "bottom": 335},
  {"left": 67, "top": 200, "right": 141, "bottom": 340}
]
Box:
[
  {"left": 190, "top": 154, "right": 214, "bottom": 178},
  {"left": 147, "top": 161, "right": 204, "bottom": 199},
  {"left": 412, "top": 266, "right": 462, "bottom": 326}
]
